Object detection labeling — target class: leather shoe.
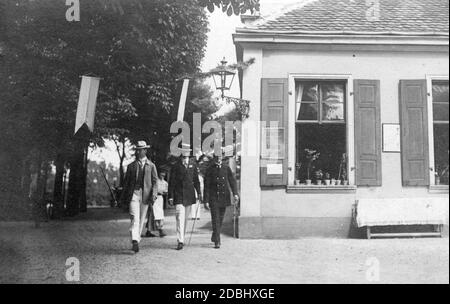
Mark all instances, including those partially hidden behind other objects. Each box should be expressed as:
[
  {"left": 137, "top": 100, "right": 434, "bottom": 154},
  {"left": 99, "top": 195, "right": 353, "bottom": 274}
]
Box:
[
  {"left": 214, "top": 242, "right": 221, "bottom": 249},
  {"left": 159, "top": 230, "right": 166, "bottom": 238},
  {"left": 177, "top": 243, "right": 184, "bottom": 250},
  {"left": 132, "top": 241, "right": 139, "bottom": 253},
  {"left": 145, "top": 231, "right": 157, "bottom": 238}
]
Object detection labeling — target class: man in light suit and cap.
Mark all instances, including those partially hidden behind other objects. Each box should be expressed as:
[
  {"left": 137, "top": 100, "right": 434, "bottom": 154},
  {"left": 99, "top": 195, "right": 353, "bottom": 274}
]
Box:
[
  {"left": 120, "top": 141, "right": 158, "bottom": 253},
  {"left": 168, "top": 143, "right": 202, "bottom": 250}
]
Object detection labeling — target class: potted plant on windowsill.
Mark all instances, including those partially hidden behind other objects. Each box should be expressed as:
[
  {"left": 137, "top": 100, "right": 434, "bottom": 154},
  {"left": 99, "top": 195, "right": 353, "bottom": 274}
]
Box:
[
  {"left": 435, "top": 170, "right": 441, "bottom": 186},
  {"left": 324, "top": 172, "right": 331, "bottom": 186},
  {"left": 304, "top": 149, "right": 320, "bottom": 186},
  {"left": 295, "top": 163, "right": 302, "bottom": 185},
  {"left": 436, "top": 163, "right": 449, "bottom": 186},
  {"left": 314, "top": 170, "right": 323, "bottom": 186},
  {"left": 338, "top": 153, "right": 348, "bottom": 186}
]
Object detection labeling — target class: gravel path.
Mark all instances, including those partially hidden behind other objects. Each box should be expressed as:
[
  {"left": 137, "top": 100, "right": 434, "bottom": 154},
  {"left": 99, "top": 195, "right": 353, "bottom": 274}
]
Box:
[{"left": 0, "top": 208, "right": 448, "bottom": 284}]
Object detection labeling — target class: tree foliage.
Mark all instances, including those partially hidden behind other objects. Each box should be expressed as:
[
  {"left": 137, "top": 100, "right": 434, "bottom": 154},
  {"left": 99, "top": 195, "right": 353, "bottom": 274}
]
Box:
[
  {"left": 1, "top": 0, "right": 209, "bottom": 155},
  {"left": 0, "top": 0, "right": 253, "bottom": 211},
  {"left": 200, "top": 0, "right": 260, "bottom": 16}
]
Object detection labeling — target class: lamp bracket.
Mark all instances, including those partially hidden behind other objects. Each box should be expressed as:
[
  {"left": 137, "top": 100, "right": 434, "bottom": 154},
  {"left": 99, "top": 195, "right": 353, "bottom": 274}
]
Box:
[{"left": 223, "top": 96, "right": 251, "bottom": 120}]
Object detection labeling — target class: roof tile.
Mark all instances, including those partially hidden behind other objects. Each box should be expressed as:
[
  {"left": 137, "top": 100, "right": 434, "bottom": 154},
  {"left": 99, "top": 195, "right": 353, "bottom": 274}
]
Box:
[{"left": 255, "top": 0, "right": 449, "bottom": 34}]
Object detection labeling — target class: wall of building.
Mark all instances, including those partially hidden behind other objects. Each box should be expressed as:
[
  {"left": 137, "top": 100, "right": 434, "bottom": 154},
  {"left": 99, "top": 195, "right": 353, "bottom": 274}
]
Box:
[{"left": 240, "top": 46, "right": 449, "bottom": 238}]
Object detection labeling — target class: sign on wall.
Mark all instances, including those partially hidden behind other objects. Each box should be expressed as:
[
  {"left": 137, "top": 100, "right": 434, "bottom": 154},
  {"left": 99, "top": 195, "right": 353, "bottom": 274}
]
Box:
[
  {"left": 383, "top": 123, "right": 401, "bottom": 152},
  {"left": 261, "top": 127, "right": 285, "bottom": 159}
]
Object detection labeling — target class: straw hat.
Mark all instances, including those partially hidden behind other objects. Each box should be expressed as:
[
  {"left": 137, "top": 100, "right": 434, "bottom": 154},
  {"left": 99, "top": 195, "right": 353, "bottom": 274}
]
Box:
[{"left": 135, "top": 140, "right": 151, "bottom": 150}]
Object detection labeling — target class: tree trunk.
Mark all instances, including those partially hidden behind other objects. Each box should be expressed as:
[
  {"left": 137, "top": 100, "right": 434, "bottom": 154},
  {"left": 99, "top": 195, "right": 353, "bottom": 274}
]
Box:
[
  {"left": 79, "top": 147, "right": 88, "bottom": 213},
  {"left": 32, "top": 154, "right": 44, "bottom": 227},
  {"left": 117, "top": 138, "right": 126, "bottom": 187},
  {"left": 67, "top": 136, "right": 90, "bottom": 216},
  {"left": 67, "top": 150, "right": 83, "bottom": 216},
  {"left": 11, "top": 157, "right": 23, "bottom": 194},
  {"left": 20, "top": 158, "right": 31, "bottom": 200},
  {"left": 67, "top": 126, "right": 91, "bottom": 216},
  {"left": 53, "top": 153, "right": 65, "bottom": 219},
  {"left": 42, "top": 161, "right": 49, "bottom": 195}
]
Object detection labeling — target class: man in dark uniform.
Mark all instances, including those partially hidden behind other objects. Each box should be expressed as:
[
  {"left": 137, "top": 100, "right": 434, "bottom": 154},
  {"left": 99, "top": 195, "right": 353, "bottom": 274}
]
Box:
[
  {"left": 204, "top": 152, "right": 239, "bottom": 249},
  {"left": 168, "top": 148, "right": 202, "bottom": 250}
]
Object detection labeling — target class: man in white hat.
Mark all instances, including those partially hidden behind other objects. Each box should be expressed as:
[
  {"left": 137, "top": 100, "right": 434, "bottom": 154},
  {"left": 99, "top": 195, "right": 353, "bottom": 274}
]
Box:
[{"left": 120, "top": 141, "right": 158, "bottom": 253}]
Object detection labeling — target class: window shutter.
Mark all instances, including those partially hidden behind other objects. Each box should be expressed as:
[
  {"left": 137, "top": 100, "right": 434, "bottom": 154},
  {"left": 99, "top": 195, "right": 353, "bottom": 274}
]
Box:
[
  {"left": 260, "top": 78, "right": 289, "bottom": 186},
  {"left": 354, "top": 80, "right": 382, "bottom": 186},
  {"left": 399, "top": 80, "right": 429, "bottom": 186}
]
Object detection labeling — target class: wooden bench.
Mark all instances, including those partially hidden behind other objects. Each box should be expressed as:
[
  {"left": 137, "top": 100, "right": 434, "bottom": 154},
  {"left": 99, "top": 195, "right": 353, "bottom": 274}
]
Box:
[{"left": 355, "top": 198, "right": 447, "bottom": 239}]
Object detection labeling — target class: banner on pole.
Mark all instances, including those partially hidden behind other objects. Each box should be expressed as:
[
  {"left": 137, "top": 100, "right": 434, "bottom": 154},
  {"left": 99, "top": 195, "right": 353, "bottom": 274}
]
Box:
[
  {"left": 177, "top": 78, "right": 190, "bottom": 122},
  {"left": 75, "top": 76, "right": 100, "bottom": 134}
]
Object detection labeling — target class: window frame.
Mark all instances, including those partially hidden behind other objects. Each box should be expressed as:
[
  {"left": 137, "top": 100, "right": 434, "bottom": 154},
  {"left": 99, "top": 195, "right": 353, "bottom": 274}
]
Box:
[
  {"left": 288, "top": 74, "right": 355, "bottom": 187},
  {"left": 426, "top": 75, "right": 449, "bottom": 189},
  {"left": 295, "top": 80, "right": 347, "bottom": 124}
]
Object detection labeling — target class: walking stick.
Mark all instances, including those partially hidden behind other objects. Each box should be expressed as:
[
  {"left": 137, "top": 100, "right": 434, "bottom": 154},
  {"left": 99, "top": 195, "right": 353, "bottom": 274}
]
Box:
[
  {"left": 188, "top": 199, "right": 202, "bottom": 246},
  {"left": 100, "top": 166, "right": 118, "bottom": 207}
]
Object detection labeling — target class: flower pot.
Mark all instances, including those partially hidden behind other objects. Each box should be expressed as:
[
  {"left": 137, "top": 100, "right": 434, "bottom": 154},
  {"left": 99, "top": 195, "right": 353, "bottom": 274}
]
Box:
[
  {"left": 435, "top": 177, "right": 441, "bottom": 185},
  {"left": 305, "top": 179, "right": 312, "bottom": 186},
  {"left": 324, "top": 179, "right": 331, "bottom": 186},
  {"left": 342, "top": 180, "right": 349, "bottom": 186},
  {"left": 331, "top": 179, "right": 336, "bottom": 185},
  {"left": 315, "top": 180, "right": 322, "bottom": 186},
  {"left": 294, "top": 180, "right": 301, "bottom": 185},
  {"left": 335, "top": 180, "right": 341, "bottom": 186}
]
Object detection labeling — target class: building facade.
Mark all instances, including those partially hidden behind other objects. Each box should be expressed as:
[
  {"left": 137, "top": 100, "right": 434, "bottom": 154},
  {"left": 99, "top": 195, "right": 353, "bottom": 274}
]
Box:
[{"left": 234, "top": 0, "right": 449, "bottom": 238}]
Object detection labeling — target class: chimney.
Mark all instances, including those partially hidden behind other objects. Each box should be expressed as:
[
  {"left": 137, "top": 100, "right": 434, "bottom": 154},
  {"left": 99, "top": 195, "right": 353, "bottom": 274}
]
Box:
[{"left": 240, "top": 11, "right": 261, "bottom": 25}]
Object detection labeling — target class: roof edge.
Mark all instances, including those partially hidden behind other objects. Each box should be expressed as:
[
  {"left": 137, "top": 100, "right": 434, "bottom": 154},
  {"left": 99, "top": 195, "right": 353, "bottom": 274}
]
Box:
[{"left": 235, "top": 28, "right": 450, "bottom": 37}]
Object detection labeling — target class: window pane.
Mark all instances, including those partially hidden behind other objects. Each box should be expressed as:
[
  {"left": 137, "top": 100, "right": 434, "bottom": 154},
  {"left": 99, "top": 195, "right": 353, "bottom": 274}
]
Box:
[
  {"left": 432, "top": 82, "right": 449, "bottom": 103},
  {"left": 322, "top": 102, "right": 344, "bottom": 121},
  {"left": 300, "top": 83, "right": 319, "bottom": 102},
  {"left": 298, "top": 103, "right": 318, "bottom": 121},
  {"left": 295, "top": 124, "right": 347, "bottom": 183},
  {"left": 434, "top": 124, "right": 449, "bottom": 185},
  {"left": 433, "top": 103, "right": 449, "bottom": 121},
  {"left": 321, "top": 83, "right": 345, "bottom": 103}
]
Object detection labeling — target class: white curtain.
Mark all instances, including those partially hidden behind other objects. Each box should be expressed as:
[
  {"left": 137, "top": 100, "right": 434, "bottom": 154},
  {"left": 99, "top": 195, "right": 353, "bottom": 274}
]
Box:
[{"left": 295, "top": 83, "right": 304, "bottom": 120}]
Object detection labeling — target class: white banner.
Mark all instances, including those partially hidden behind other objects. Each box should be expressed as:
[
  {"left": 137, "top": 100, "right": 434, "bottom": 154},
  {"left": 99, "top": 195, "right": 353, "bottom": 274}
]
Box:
[
  {"left": 177, "top": 78, "right": 190, "bottom": 122},
  {"left": 75, "top": 76, "right": 100, "bottom": 134}
]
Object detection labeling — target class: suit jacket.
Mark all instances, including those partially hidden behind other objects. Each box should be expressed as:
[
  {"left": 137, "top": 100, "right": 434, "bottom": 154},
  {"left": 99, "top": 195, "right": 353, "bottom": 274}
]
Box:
[
  {"left": 120, "top": 159, "right": 158, "bottom": 206},
  {"left": 169, "top": 160, "right": 201, "bottom": 206},
  {"left": 204, "top": 163, "right": 238, "bottom": 208}
]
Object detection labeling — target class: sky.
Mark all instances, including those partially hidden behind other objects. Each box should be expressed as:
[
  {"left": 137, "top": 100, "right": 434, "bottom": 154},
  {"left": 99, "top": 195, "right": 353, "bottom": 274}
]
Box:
[
  {"left": 202, "top": 0, "right": 299, "bottom": 115},
  {"left": 90, "top": 0, "right": 299, "bottom": 167}
]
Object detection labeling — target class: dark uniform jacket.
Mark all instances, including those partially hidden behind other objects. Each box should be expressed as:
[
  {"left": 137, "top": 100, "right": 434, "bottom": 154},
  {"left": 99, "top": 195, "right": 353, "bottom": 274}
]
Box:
[
  {"left": 169, "top": 160, "right": 201, "bottom": 206},
  {"left": 204, "top": 163, "right": 238, "bottom": 208},
  {"left": 120, "top": 158, "right": 158, "bottom": 206}
]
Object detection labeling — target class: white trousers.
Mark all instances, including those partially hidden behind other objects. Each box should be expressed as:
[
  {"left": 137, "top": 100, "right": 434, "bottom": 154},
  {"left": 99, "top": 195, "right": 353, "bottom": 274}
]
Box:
[
  {"left": 129, "top": 190, "right": 149, "bottom": 243},
  {"left": 190, "top": 201, "right": 201, "bottom": 219},
  {"left": 175, "top": 204, "right": 192, "bottom": 244},
  {"left": 153, "top": 195, "right": 165, "bottom": 220}
]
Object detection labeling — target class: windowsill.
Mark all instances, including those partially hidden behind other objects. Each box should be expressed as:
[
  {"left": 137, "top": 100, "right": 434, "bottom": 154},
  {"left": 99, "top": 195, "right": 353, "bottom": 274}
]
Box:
[
  {"left": 287, "top": 185, "right": 357, "bottom": 194},
  {"left": 429, "top": 185, "right": 449, "bottom": 194}
]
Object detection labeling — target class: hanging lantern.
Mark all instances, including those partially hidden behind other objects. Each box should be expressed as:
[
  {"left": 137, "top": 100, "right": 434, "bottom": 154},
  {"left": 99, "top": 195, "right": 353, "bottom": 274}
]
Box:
[{"left": 210, "top": 57, "right": 235, "bottom": 99}]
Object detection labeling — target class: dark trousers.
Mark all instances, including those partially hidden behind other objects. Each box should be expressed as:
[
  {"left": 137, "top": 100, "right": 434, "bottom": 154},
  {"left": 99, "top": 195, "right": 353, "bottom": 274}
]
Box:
[
  {"left": 146, "top": 205, "right": 156, "bottom": 231},
  {"left": 211, "top": 205, "right": 226, "bottom": 244}
]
